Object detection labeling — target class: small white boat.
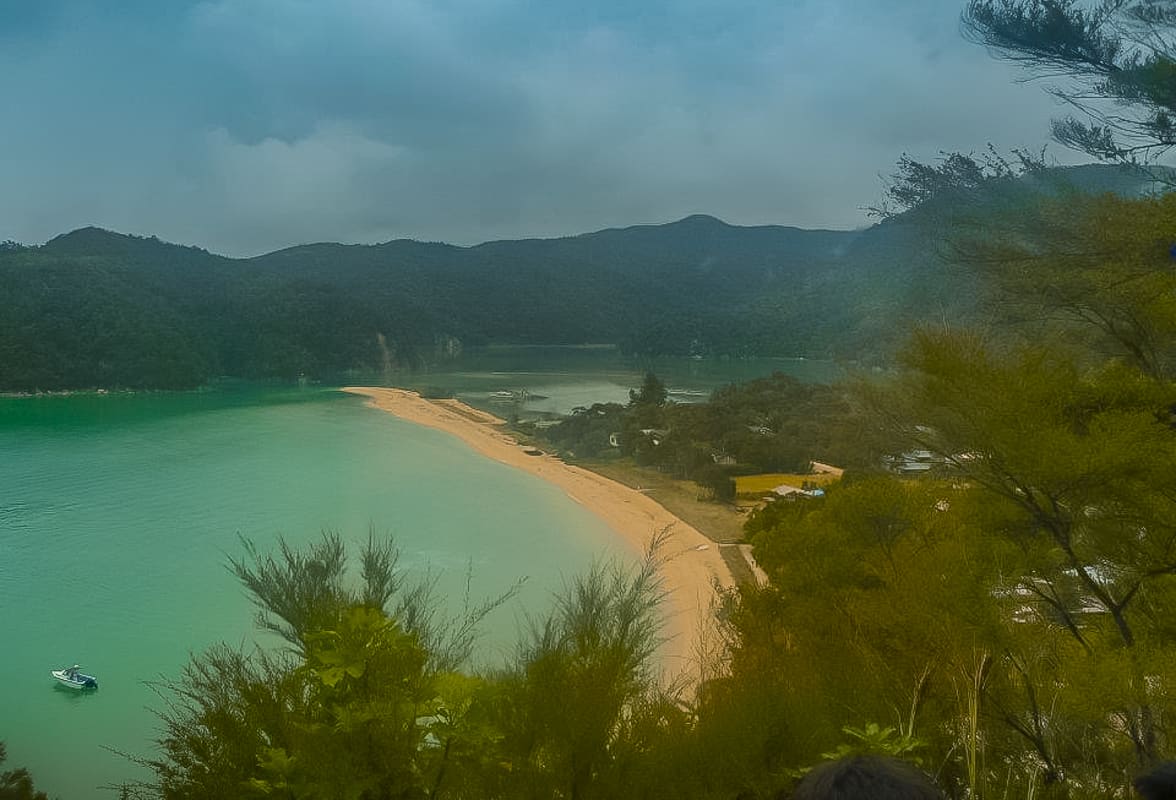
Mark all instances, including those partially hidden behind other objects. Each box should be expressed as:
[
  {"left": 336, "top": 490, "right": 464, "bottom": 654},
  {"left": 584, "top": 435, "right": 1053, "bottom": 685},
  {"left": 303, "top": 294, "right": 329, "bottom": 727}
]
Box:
[
  {"left": 52, "top": 664, "right": 98, "bottom": 689},
  {"left": 488, "top": 389, "right": 529, "bottom": 404}
]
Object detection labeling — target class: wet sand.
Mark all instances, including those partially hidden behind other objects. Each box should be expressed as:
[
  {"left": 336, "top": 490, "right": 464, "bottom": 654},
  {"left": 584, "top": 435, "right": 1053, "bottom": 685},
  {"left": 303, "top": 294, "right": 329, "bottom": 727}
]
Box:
[{"left": 342, "top": 386, "right": 735, "bottom": 682}]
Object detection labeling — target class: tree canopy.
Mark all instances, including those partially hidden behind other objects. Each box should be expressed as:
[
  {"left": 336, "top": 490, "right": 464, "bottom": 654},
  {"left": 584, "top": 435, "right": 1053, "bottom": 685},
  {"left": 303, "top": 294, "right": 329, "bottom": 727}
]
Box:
[
  {"left": 964, "top": 0, "right": 1176, "bottom": 163},
  {"left": 132, "top": 533, "right": 678, "bottom": 800},
  {"left": 0, "top": 743, "right": 49, "bottom": 800}
]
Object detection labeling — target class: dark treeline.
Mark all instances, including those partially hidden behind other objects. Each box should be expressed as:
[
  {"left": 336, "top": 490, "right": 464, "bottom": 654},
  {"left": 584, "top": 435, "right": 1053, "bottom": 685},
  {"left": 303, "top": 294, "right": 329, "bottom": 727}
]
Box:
[{"left": 0, "top": 163, "right": 1156, "bottom": 393}]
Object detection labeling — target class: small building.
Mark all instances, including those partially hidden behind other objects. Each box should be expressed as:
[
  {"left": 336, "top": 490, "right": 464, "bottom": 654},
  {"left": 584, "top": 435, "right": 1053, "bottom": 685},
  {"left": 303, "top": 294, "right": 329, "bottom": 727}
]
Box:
[
  {"left": 886, "top": 450, "right": 944, "bottom": 475},
  {"left": 639, "top": 428, "right": 669, "bottom": 446},
  {"left": 768, "top": 484, "right": 825, "bottom": 501}
]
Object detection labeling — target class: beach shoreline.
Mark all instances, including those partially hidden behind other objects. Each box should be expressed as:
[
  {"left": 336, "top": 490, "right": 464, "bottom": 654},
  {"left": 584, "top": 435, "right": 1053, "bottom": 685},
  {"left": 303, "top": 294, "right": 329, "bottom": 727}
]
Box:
[{"left": 342, "top": 386, "right": 736, "bottom": 683}]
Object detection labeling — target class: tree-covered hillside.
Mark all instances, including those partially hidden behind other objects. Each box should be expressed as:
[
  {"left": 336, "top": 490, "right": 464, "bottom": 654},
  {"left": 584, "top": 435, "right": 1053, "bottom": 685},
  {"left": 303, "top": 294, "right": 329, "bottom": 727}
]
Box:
[{"left": 0, "top": 163, "right": 1158, "bottom": 391}]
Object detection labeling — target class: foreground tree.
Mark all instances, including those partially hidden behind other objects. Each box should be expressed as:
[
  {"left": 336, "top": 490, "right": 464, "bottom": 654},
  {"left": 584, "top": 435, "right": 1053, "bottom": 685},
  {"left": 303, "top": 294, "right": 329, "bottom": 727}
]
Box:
[
  {"left": 866, "top": 146, "right": 1049, "bottom": 220},
  {"left": 141, "top": 534, "right": 443, "bottom": 798},
  {"left": 955, "top": 190, "right": 1176, "bottom": 378},
  {"left": 0, "top": 743, "right": 48, "bottom": 800},
  {"left": 472, "top": 540, "right": 673, "bottom": 800},
  {"left": 871, "top": 147, "right": 1176, "bottom": 379},
  {"left": 739, "top": 333, "right": 1176, "bottom": 797},
  {"left": 892, "top": 331, "right": 1176, "bottom": 759},
  {"left": 963, "top": 0, "right": 1176, "bottom": 164},
  {"left": 739, "top": 314, "right": 1176, "bottom": 790},
  {"left": 132, "top": 532, "right": 675, "bottom": 800},
  {"left": 830, "top": 14, "right": 1176, "bottom": 784}
]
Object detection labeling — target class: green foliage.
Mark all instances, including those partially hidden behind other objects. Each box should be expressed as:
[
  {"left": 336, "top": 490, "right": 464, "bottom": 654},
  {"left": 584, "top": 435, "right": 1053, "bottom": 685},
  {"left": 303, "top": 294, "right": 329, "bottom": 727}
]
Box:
[
  {"left": 867, "top": 146, "right": 1048, "bottom": 219},
  {"left": 488, "top": 542, "right": 669, "bottom": 799},
  {"left": 821, "top": 723, "right": 927, "bottom": 764},
  {"left": 971, "top": 191, "right": 1176, "bottom": 378},
  {"left": 736, "top": 296, "right": 1176, "bottom": 797},
  {"left": 0, "top": 742, "right": 48, "bottom": 800},
  {"left": 138, "top": 534, "right": 684, "bottom": 800},
  {"left": 629, "top": 372, "right": 669, "bottom": 409},
  {"left": 963, "top": 0, "right": 1176, "bottom": 162},
  {"left": 545, "top": 403, "right": 627, "bottom": 459},
  {"left": 147, "top": 531, "right": 529, "bottom": 799},
  {"left": 547, "top": 372, "right": 877, "bottom": 501},
  {"left": 870, "top": 151, "right": 1176, "bottom": 387},
  {"left": 703, "top": 167, "right": 1176, "bottom": 796}
]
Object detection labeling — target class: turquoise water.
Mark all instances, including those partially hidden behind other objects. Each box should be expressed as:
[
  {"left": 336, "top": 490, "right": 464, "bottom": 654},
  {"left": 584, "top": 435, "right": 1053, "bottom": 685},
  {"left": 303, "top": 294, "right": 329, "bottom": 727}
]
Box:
[{"left": 0, "top": 388, "right": 621, "bottom": 798}]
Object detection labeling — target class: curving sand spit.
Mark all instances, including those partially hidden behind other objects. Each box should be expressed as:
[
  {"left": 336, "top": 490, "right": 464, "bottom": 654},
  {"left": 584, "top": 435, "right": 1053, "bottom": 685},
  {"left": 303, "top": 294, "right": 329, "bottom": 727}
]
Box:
[{"left": 342, "top": 386, "right": 735, "bottom": 683}]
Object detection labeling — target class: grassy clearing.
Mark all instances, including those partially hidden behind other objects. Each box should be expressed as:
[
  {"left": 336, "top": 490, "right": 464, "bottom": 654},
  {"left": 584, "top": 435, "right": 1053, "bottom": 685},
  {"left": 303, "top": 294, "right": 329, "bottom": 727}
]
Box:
[
  {"left": 578, "top": 461, "right": 748, "bottom": 543},
  {"left": 575, "top": 460, "right": 756, "bottom": 585},
  {"left": 734, "top": 471, "right": 841, "bottom": 496}
]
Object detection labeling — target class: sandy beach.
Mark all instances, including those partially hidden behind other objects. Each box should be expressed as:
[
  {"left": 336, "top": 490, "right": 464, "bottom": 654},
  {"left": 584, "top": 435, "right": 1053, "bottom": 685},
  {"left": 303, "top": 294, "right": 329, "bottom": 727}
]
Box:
[{"left": 342, "top": 386, "right": 736, "bottom": 682}]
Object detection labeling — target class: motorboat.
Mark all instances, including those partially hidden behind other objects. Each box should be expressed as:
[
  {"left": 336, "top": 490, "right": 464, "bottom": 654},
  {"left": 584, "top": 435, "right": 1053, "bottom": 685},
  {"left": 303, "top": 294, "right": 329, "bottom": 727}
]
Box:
[{"left": 52, "top": 664, "right": 98, "bottom": 689}]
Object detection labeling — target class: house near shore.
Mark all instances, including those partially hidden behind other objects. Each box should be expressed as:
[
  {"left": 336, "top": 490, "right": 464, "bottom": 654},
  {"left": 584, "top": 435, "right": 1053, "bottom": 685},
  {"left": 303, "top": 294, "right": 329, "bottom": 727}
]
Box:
[
  {"left": 767, "top": 483, "right": 825, "bottom": 501},
  {"left": 995, "top": 566, "right": 1111, "bottom": 624},
  {"left": 884, "top": 449, "right": 981, "bottom": 476},
  {"left": 886, "top": 449, "right": 943, "bottom": 475},
  {"left": 608, "top": 428, "right": 670, "bottom": 448},
  {"left": 639, "top": 428, "right": 669, "bottom": 446}
]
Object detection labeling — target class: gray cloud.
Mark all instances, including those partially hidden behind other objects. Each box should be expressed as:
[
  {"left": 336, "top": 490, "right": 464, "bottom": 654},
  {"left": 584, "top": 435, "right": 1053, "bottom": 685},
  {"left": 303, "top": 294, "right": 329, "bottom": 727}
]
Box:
[{"left": 0, "top": 0, "right": 1070, "bottom": 255}]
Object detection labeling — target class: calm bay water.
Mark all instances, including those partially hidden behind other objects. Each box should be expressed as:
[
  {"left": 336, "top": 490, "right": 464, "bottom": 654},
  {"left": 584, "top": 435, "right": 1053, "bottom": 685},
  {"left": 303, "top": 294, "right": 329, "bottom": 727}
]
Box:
[{"left": 0, "top": 387, "right": 621, "bottom": 798}]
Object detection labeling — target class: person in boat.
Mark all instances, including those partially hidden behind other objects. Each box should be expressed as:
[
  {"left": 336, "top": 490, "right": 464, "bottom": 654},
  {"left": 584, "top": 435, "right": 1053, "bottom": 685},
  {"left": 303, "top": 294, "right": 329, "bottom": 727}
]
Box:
[{"left": 67, "top": 665, "right": 80, "bottom": 680}]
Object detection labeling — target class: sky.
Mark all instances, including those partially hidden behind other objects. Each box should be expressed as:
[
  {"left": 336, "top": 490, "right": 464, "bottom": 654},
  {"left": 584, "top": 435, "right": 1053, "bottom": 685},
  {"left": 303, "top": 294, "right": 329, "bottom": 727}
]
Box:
[{"left": 0, "top": 0, "right": 1076, "bottom": 256}]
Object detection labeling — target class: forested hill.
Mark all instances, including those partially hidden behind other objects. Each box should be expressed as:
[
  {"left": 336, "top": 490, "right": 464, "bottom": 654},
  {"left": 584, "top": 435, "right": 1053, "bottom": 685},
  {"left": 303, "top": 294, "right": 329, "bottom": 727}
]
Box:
[{"left": 0, "top": 164, "right": 1158, "bottom": 390}]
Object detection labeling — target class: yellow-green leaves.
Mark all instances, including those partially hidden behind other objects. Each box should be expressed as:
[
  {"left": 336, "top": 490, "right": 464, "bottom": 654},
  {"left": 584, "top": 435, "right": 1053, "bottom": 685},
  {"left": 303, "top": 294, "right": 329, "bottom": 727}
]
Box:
[
  {"left": 305, "top": 606, "right": 405, "bottom": 689},
  {"left": 820, "top": 723, "right": 927, "bottom": 764}
]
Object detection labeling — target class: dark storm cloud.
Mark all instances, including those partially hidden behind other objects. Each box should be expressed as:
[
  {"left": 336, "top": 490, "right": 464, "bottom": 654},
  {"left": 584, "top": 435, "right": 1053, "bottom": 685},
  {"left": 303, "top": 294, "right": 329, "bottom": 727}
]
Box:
[{"left": 0, "top": 0, "right": 1066, "bottom": 255}]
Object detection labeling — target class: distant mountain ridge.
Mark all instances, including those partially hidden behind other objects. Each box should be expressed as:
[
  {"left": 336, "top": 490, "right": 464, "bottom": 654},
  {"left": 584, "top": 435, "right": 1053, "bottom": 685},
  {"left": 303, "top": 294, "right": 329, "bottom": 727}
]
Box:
[{"left": 1, "top": 164, "right": 1165, "bottom": 391}]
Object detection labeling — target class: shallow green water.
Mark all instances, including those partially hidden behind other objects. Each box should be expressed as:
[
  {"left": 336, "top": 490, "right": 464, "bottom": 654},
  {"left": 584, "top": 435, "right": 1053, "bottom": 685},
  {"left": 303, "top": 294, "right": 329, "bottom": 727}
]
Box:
[{"left": 0, "top": 387, "right": 621, "bottom": 798}]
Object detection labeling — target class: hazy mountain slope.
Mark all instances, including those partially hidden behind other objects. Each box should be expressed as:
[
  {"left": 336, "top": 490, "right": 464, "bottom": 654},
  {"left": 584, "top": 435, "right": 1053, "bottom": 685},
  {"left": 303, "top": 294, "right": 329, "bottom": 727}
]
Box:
[{"left": 1, "top": 164, "right": 1162, "bottom": 390}]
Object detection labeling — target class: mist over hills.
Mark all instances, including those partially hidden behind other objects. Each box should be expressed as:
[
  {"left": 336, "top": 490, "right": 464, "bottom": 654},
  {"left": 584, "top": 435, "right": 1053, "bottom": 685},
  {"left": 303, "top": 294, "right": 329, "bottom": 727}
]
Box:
[{"left": 0, "top": 164, "right": 1162, "bottom": 391}]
